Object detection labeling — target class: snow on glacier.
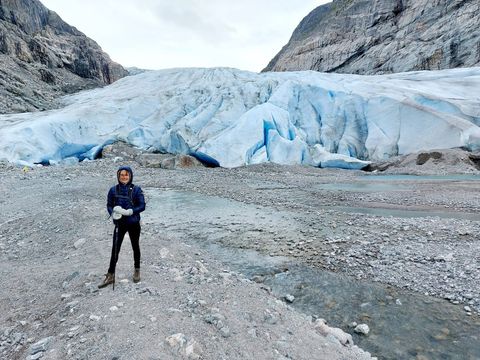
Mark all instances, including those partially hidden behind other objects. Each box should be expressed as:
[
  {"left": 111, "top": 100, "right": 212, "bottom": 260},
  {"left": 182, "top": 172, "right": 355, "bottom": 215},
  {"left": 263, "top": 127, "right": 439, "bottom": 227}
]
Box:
[{"left": 0, "top": 67, "right": 480, "bottom": 169}]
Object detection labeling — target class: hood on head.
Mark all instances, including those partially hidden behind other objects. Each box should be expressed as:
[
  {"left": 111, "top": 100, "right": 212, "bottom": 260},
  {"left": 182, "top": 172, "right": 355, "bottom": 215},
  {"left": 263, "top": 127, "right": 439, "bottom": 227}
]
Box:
[{"left": 117, "top": 166, "right": 133, "bottom": 185}]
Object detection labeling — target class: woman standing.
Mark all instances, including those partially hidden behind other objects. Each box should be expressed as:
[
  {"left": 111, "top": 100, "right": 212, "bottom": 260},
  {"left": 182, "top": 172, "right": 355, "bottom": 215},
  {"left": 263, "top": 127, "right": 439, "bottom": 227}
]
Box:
[{"left": 98, "top": 166, "right": 146, "bottom": 288}]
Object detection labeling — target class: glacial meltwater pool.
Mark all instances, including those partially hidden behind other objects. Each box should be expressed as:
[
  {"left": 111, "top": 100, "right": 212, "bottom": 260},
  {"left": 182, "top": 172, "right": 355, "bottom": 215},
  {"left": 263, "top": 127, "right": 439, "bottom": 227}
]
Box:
[
  {"left": 317, "top": 174, "right": 480, "bottom": 193},
  {"left": 318, "top": 173, "right": 480, "bottom": 221},
  {"left": 144, "top": 189, "right": 480, "bottom": 360}
]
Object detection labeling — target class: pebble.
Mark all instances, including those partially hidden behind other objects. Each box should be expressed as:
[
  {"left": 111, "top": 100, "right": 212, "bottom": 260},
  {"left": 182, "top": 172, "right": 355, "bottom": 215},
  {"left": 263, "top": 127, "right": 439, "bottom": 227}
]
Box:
[
  {"left": 219, "top": 326, "right": 231, "bottom": 338},
  {"left": 185, "top": 339, "right": 202, "bottom": 359},
  {"left": 354, "top": 324, "right": 370, "bottom": 335},
  {"left": 28, "top": 352, "right": 44, "bottom": 360},
  {"left": 30, "top": 336, "right": 54, "bottom": 355},
  {"left": 264, "top": 309, "right": 278, "bottom": 325},
  {"left": 165, "top": 333, "right": 187, "bottom": 348},
  {"left": 73, "top": 238, "right": 86, "bottom": 249},
  {"left": 61, "top": 293, "right": 72, "bottom": 300}
]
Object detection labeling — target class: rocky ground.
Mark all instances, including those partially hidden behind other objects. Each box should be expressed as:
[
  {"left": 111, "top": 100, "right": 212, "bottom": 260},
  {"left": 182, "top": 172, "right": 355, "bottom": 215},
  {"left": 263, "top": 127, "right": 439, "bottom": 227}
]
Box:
[
  {"left": 0, "top": 160, "right": 374, "bottom": 360},
  {"left": 1, "top": 155, "right": 479, "bottom": 359}
]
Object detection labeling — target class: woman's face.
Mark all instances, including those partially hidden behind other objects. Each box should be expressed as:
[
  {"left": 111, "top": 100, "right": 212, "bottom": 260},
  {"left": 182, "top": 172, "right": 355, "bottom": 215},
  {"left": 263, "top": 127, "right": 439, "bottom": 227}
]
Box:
[{"left": 119, "top": 170, "right": 130, "bottom": 184}]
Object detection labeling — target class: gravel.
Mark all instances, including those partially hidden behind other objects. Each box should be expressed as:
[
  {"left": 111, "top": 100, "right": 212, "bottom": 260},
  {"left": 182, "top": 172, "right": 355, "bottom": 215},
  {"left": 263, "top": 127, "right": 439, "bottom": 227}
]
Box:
[
  {"left": 0, "top": 159, "right": 375, "bottom": 359},
  {"left": 1, "top": 156, "right": 479, "bottom": 359}
]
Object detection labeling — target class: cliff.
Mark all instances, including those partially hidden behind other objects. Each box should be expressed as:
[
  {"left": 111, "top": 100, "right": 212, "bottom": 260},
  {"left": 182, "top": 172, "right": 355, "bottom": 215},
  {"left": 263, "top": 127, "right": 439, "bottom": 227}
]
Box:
[
  {"left": 264, "top": 0, "right": 480, "bottom": 74},
  {"left": 0, "top": 0, "right": 128, "bottom": 113}
]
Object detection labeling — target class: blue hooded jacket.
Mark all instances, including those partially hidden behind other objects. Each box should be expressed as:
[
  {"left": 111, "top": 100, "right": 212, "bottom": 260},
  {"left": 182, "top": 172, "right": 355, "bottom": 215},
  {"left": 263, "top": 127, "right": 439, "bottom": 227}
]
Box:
[{"left": 107, "top": 166, "right": 145, "bottom": 224}]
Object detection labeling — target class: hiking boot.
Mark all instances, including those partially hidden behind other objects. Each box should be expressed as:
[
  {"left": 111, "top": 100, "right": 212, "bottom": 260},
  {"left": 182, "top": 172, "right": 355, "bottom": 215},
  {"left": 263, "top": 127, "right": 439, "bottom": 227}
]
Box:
[
  {"left": 133, "top": 268, "right": 141, "bottom": 283},
  {"left": 98, "top": 273, "right": 115, "bottom": 288}
]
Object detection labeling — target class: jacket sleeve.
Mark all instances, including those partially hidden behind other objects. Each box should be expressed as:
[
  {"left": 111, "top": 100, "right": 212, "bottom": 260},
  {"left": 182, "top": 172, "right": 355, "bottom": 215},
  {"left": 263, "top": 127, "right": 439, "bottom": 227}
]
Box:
[
  {"left": 132, "top": 186, "right": 146, "bottom": 214},
  {"left": 107, "top": 187, "right": 115, "bottom": 215}
]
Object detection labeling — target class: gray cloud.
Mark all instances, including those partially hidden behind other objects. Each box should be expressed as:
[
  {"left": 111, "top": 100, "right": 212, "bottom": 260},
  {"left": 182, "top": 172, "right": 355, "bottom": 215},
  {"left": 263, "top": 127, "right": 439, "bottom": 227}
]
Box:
[{"left": 153, "top": 0, "right": 237, "bottom": 43}]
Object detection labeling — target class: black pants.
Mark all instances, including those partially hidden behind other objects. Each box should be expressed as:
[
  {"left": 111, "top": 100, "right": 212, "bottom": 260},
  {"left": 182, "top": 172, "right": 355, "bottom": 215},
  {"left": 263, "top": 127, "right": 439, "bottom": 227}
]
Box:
[{"left": 108, "top": 222, "right": 141, "bottom": 274}]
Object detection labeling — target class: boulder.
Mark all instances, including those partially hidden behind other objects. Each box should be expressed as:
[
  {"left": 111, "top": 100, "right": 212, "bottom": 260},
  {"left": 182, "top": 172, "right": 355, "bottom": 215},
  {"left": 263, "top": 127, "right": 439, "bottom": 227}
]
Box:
[
  {"left": 161, "top": 155, "right": 204, "bottom": 170},
  {"left": 101, "top": 142, "right": 144, "bottom": 160},
  {"left": 366, "top": 148, "right": 480, "bottom": 175},
  {"left": 313, "top": 318, "right": 353, "bottom": 346},
  {"left": 136, "top": 153, "right": 173, "bottom": 168}
]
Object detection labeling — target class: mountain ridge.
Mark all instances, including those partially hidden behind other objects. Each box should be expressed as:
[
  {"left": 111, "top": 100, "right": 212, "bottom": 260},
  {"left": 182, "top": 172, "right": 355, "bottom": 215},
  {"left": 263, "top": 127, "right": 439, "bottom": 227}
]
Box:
[
  {"left": 0, "top": 0, "right": 127, "bottom": 114},
  {"left": 263, "top": 0, "right": 480, "bottom": 74}
]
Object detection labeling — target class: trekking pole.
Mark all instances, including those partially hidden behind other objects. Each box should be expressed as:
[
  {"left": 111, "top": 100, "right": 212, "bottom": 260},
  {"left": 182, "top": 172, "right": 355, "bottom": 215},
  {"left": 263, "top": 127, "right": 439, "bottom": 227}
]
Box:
[{"left": 112, "top": 223, "right": 118, "bottom": 291}]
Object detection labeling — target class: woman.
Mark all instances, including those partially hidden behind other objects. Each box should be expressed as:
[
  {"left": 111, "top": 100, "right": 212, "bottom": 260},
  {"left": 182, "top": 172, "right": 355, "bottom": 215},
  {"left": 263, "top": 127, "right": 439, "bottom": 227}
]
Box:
[{"left": 98, "top": 166, "right": 146, "bottom": 288}]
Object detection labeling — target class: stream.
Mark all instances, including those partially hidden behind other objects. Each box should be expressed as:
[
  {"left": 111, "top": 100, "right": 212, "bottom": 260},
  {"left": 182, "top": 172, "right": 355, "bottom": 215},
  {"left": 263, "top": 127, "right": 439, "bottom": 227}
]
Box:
[{"left": 143, "top": 188, "right": 480, "bottom": 360}]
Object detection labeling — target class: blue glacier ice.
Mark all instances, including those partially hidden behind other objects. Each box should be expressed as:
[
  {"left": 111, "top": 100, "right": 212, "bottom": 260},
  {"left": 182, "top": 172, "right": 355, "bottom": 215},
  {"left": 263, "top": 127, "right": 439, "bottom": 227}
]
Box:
[{"left": 1, "top": 67, "right": 479, "bottom": 169}]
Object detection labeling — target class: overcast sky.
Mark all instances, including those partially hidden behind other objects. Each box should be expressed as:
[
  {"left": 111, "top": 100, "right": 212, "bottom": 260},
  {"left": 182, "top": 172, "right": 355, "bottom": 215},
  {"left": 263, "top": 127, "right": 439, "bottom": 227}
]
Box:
[{"left": 40, "top": 0, "right": 329, "bottom": 72}]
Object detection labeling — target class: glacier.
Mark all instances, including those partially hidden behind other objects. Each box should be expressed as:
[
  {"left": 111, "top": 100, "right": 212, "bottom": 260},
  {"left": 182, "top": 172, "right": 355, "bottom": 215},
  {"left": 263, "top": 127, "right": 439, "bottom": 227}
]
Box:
[{"left": 1, "top": 67, "right": 480, "bottom": 169}]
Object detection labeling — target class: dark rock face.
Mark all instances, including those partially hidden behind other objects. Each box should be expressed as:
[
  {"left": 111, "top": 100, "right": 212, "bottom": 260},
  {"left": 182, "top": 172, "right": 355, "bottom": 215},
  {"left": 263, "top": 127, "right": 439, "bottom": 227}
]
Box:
[
  {"left": 0, "top": 0, "right": 128, "bottom": 114},
  {"left": 264, "top": 0, "right": 480, "bottom": 74}
]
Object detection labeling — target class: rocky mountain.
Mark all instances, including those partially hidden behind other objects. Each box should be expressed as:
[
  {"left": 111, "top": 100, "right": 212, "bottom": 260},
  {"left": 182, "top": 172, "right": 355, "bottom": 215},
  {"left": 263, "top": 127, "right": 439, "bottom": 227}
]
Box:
[
  {"left": 0, "top": 0, "right": 128, "bottom": 114},
  {"left": 264, "top": 0, "right": 480, "bottom": 74}
]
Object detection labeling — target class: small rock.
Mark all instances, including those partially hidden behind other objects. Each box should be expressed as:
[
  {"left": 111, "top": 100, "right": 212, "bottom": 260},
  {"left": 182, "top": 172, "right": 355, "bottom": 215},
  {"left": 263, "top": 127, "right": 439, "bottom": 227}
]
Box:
[
  {"left": 264, "top": 309, "right": 278, "bottom": 325},
  {"left": 195, "top": 261, "right": 208, "bottom": 274},
  {"left": 284, "top": 294, "right": 295, "bottom": 303},
  {"left": 65, "top": 300, "right": 79, "bottom": 311},
  {"left": 30, "top": 336, "right": 54, "bottom": 355},
  {"left": 89, "top": 315, "right": 101, "bottom": 321},
  {"left": 109, "top": 306, "right": 118, "bottom": 312},
  {"left": 73, "top": 238, "right": 86, "bottom": 249},
  {"left": 314, "top": 318, "right": 353, "bottom": 346},
  {"left": 433, "top": 327, "right": 450, "bottom": 340},
  {"left": 219, "top": 326, "right": 231, "bottom": 338},
  {"left": 464, "top": 306, "right": 472, "bottom": 312},
  {"left": 165, "top": 333, "right": 187, "bottom": 348},
  {"left": 354, "top": 324, "right": 370, "bottom": 335},
  {"left": 28, "top": 352, "right": 44, "bottom": 360},
  {"left": 159, "top": 247, "right": 170, "bottom": 258},
  {"left": 185, "top": 339, "right": 202, "bottom": 359},
  {"left": 60, "top": 293, "right": 72, "bottom": 300}
]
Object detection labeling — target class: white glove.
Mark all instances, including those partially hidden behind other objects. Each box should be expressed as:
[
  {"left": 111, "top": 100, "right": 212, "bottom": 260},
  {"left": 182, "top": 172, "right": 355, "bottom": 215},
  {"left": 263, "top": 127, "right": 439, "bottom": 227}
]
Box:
[
  {"left": 112, "top": 212, "right": 122, "bottom": 220},
  {"left": 113, "top": 206, "right": 133, "bottom": 216}
]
